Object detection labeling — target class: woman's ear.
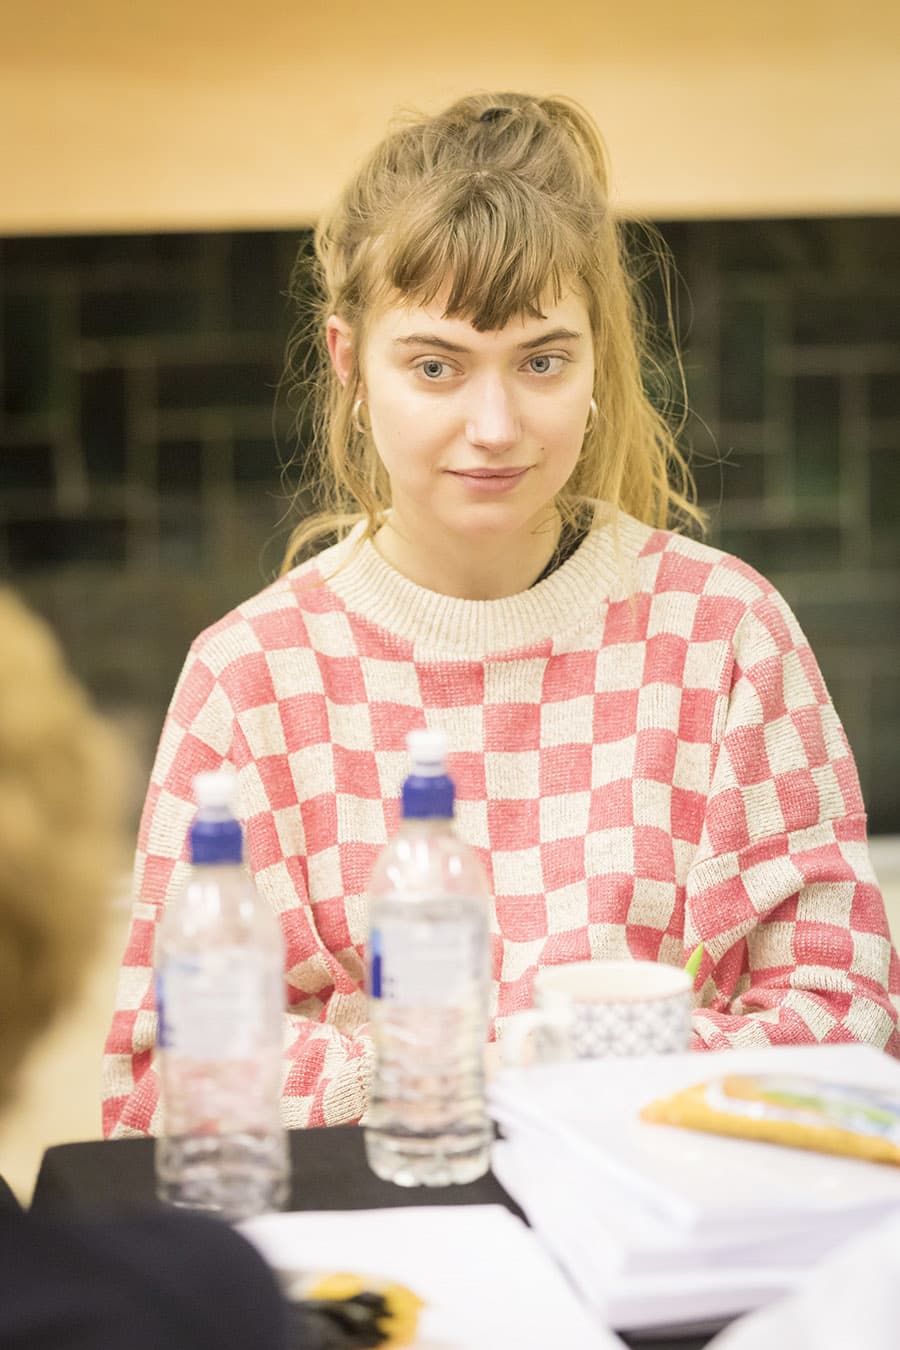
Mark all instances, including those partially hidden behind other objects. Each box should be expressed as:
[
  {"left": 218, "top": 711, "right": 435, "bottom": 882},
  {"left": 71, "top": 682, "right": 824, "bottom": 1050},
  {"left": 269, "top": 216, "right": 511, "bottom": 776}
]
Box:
[{"left": 326, "top": 315, "right": 355, "bottom": 389}]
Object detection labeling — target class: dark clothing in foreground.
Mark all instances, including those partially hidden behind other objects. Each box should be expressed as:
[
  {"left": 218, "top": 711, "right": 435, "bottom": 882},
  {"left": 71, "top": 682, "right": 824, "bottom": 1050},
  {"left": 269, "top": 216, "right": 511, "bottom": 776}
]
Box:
[{"left": 0, "top": 1209, "right": 288, "bottom": 1349}]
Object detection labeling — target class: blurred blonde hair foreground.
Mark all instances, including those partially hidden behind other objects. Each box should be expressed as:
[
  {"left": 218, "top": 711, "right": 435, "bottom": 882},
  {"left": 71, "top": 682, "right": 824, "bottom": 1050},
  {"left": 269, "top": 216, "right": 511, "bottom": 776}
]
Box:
[{"left": 0, "top": 590, "right": 123, "bottom": 1111}]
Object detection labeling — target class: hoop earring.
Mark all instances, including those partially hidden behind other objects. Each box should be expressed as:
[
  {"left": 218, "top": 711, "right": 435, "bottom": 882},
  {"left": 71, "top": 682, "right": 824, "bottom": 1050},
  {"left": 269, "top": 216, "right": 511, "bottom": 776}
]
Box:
[
  {"left": 584, "top": 397, "right": 598, "bottom": 438},
  {"left": 351, "top": 397, "right": 370, "bottom": 436}
]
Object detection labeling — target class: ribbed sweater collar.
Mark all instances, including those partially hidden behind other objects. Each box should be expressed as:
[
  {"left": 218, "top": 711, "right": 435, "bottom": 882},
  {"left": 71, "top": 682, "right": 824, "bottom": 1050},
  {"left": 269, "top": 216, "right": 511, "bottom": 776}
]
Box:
[{"left": 305, "top": 511, "right": 651, "bottom": 659}]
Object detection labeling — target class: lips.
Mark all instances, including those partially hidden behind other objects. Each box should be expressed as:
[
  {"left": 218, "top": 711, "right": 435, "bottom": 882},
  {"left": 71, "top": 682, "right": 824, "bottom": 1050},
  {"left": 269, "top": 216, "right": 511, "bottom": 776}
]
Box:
[
  {"left": 446, "top": 466, "right": 531, "bottom": 495},
  {"left": 449, "top": 467, "right": 529, "bottom": 478}
]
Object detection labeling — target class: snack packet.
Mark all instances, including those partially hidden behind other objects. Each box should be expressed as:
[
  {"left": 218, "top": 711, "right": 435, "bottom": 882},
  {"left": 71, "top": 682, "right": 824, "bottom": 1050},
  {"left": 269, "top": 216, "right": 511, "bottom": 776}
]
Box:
[
  {"left": 274, "top": 1268, "right": 423, "bottom": 1348},
  {"left": 640, "top": 1074, "right": 900, "bottom": 1166}
]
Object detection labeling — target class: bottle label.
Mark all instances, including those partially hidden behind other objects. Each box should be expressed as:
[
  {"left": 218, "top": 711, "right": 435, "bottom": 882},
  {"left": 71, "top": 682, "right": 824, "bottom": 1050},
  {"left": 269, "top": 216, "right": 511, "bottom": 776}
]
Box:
[
  {"left": 370, "top": 917, "right": 483, "bottom": 1007},
  {"left": 156, "top": 950, "right": 271, "bottom": 1059}
]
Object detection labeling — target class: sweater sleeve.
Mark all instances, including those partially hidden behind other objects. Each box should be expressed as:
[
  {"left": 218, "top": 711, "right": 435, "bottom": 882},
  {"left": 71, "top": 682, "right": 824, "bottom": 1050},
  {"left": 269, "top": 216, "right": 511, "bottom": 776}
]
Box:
[
  {"left": 685, "top": 589, "right": 900, "bottom": 1055},
  {"left": 102, "top": 643, "right": 373, "bottom": 1139}
]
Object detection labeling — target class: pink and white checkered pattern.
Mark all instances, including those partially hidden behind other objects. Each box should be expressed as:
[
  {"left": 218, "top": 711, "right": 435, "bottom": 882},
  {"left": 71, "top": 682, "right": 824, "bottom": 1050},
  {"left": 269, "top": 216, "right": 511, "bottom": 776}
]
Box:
[{"left": 103, "top": 514, "right": 900, "bottom": 1137}]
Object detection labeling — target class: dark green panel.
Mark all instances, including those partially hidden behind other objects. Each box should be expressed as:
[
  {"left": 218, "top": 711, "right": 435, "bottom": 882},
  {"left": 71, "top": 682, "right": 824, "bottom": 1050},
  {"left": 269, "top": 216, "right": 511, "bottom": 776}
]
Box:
[
  {"left": 870, "top": 447, "right": 900, "bottom": 529},
  {"left": 80, "top": 286, "right": 204, "bottom": 340},
  {"left": 6, "top": 516, "right": 127, "bottom": 569},
  {"left": 706, "top": 219, "right": 839, "bottom": 277},
  {"left": 1, "top": 233, "right": 208, "bottom": 269},
  {"left": 229, "top": 231, "right": 295, "bottom": 333},
  {"left": 2, "top": 292, "right": 62, "bottom": 415},
  {"left": 233, "top": 437, "right": 280, "bottom": 485},
  {"left": 719, "top": 296, "right": 767, "bottom": 423},
  {"left": 793, "top": 293, "right": 900, "bottom": 345},
  {"left": 80, "top": 367, "right": 127, "bottom": 481},
  {"left": 0, "top": 443, "right": 55, "bottom": 491},
  {"left": 869, "top": 372, "right": 900, "bottom": 420},
  {"left": 157, "top": 441, "right": 204, "bottom": 494},
  {"left": 869, "top": 673, "right": 900, "bottom": 834},
  {"left": 794, "top": 596, "right": 900, "bottom": 649},
  {"left": 156, "top": 359, "right": 278, "bottom": 409},
  {"left": 159, "top": 498, "right": 204, "bottom": 569},
  {"left": 716, "top": 524, "right": 843, "bottom": 574},
  {"left": 791, "top": 375, "right": 841, "bottom": 501},
  {"left": 694, "top": 446, "right": 768, "bottom": 508}
]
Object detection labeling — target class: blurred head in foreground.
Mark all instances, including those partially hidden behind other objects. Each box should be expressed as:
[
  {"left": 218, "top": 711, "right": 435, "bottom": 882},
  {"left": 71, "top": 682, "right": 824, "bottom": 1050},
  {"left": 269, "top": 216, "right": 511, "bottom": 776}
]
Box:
[{"left": 0, "top": 589, "right": 122, "bottom": 1111}]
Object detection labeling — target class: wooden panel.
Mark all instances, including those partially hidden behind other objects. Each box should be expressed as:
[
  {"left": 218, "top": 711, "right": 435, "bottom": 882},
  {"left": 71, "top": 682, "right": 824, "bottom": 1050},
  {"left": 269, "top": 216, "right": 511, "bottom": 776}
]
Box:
[{"left": 2, "top": 0, "right": 899, "bottom": 231}]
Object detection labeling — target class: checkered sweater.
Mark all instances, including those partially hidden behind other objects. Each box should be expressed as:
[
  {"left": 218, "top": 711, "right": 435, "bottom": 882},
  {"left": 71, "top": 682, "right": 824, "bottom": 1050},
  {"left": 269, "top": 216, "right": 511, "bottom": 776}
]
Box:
[{"left": 103, "top": 512, "right": 900, "bottom": 1137}]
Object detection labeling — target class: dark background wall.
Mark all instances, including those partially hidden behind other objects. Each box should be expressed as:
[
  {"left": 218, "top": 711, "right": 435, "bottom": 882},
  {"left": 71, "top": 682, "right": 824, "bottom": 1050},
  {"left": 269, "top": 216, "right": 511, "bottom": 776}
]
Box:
[{"left": 1, "top": 219, "right": 898, "bottom": 831}]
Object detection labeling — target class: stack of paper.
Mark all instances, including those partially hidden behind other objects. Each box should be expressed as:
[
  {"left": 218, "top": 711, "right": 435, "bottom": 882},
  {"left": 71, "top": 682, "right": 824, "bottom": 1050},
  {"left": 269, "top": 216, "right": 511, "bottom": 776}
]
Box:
[{"left": 489, "top": 1043, "right": 900, "bottom": 1334}]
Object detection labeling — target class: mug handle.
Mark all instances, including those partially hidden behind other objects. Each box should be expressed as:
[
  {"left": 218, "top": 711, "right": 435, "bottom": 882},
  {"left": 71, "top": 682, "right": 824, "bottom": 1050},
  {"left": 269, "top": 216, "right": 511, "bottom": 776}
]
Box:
[{"left": 500, "top": 998, "right": 573, "bottom": 1069}]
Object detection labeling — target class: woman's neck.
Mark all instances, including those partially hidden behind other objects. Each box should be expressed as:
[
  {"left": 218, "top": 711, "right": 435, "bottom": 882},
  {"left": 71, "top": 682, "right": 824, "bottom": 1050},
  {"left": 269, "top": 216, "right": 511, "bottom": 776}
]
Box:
[{"left": 373, "top": 512, "right": 561, "bottom": 599}]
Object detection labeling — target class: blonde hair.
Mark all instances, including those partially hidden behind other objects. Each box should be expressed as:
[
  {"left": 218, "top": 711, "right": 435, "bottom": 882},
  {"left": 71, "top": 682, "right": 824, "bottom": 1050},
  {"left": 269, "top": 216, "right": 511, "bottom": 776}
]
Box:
[
  {"left": 281, "top": 91, "right": 704, "bottom": 571},
  {"left": 0, "top": 590, "right": 123, "bottom": 1110}
]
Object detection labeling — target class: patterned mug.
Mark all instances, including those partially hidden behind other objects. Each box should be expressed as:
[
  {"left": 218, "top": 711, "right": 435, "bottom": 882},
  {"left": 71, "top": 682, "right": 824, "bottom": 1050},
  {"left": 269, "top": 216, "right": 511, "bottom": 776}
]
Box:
[{"left": 502, "top": 960, "right": 694, "bottom": 1065}]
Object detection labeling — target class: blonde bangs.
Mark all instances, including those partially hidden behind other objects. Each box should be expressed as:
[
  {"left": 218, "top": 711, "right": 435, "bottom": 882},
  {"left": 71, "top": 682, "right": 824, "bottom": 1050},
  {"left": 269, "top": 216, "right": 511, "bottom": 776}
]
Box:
[{"left": 375, "top": 173, "right": 589, "bottom": 330}]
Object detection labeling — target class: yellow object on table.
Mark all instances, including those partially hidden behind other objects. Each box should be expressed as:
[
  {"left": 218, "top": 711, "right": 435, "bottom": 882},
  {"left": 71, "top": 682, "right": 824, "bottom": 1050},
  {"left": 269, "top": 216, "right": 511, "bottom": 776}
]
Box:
[
  {"left": 305, "top": 1273, "right": 423, "bottom": 1346},
  {"left": 641, "top": 1073, "right": 900, "bottom": 1166},
  {"left": 275, "top": 1266, "right": 424, "bottom": 1348}
]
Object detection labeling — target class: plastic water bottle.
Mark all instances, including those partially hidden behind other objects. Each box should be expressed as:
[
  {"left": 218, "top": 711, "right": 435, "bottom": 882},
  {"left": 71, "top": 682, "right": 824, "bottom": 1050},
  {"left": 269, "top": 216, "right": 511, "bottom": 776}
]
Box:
[
  {"left": 364, "top": 729, "right": 492, "bottom": 1186},
  {"left": 154, "top": 769, "right": 289, "bottom": 1220}
]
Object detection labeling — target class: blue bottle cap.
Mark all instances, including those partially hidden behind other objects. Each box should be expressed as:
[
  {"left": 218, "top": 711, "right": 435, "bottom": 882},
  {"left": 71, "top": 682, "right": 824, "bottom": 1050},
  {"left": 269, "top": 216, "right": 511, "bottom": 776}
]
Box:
[
  {"left": 189, "top": 769, "right": 244, "bottom": 863},
  {"left": 402, "top": 729, "right": 454, "bottom": 819},
  {"left": 189, "top": 816, "right": 243, "bottom": 864}
]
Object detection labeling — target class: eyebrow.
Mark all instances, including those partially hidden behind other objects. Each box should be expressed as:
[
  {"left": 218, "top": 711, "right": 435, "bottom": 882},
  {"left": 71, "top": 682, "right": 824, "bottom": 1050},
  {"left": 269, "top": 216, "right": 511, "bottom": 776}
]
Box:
[{"left": 393, "top": 327, "right": 584, "bottom": 353}]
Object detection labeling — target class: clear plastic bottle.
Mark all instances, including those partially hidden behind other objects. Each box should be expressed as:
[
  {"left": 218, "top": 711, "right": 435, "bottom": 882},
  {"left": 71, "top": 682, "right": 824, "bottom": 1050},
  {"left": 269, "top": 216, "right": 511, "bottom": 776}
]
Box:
[
  {"left": 154, "top": 769, "right": 289, "bottom": 1220},
  {"left": 364, "top": 729, "right": 492, "bottom": 1186}
]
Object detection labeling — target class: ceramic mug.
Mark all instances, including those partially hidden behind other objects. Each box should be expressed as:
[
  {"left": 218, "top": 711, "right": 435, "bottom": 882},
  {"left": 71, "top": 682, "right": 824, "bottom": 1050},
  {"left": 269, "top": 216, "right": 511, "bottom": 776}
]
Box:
[{"left": 502, "top": 960, "right": 694, "bottom": 1065}]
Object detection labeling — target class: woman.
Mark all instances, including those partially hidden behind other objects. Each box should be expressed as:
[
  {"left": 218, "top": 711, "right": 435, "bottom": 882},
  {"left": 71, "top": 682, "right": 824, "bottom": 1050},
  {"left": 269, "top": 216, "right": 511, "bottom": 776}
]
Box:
[
  {"left": 104, "top": 92, "right": 899, "bottom": 1138},
  {"left": 0, "top": 589, "right": 288, "bottom": 1348}
]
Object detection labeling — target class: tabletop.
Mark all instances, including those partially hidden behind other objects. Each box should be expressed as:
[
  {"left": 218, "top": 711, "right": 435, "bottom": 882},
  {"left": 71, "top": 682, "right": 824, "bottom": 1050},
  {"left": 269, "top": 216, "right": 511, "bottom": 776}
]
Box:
[{"left": 31, "top": 1126, "right": 719, "bottom": 1350}]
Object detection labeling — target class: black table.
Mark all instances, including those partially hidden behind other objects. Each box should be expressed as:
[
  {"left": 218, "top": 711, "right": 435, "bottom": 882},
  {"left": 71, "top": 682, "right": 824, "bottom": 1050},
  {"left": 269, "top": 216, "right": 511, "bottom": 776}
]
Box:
[
  {"left": 32, "top": 1127, "right": 718, "bottom": 1349},
  {"left": 32, "top": 1126, "right": 521, "bottom": 1221}
]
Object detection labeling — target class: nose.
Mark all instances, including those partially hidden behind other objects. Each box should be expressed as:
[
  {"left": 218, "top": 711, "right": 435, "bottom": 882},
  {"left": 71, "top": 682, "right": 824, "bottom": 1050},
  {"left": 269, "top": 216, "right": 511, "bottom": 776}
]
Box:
[{"left": 464, "top": 377, "right": 519, "bottom": 453}]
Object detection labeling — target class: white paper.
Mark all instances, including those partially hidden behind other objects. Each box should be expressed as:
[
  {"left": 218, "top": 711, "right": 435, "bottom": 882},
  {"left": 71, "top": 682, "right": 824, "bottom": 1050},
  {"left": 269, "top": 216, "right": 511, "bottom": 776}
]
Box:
[
  {"left": 708, "top": 1210, "right": 900, "bottom": 1350},
  {"left": 240, "top": 1204, "right": 618, "bottom": 1350},
  {"left": 489, "top": 1043, "right": 900, "bottom": 1331}
]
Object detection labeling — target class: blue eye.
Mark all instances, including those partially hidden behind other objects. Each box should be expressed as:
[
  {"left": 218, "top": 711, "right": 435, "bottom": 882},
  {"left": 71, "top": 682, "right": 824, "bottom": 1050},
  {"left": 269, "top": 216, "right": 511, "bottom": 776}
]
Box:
[
  {"left": 420, "top": 359, "right": 446, "bottom": 379},
  {"left": 527, "top": 354, "right": 564, "bottom": 375}
]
